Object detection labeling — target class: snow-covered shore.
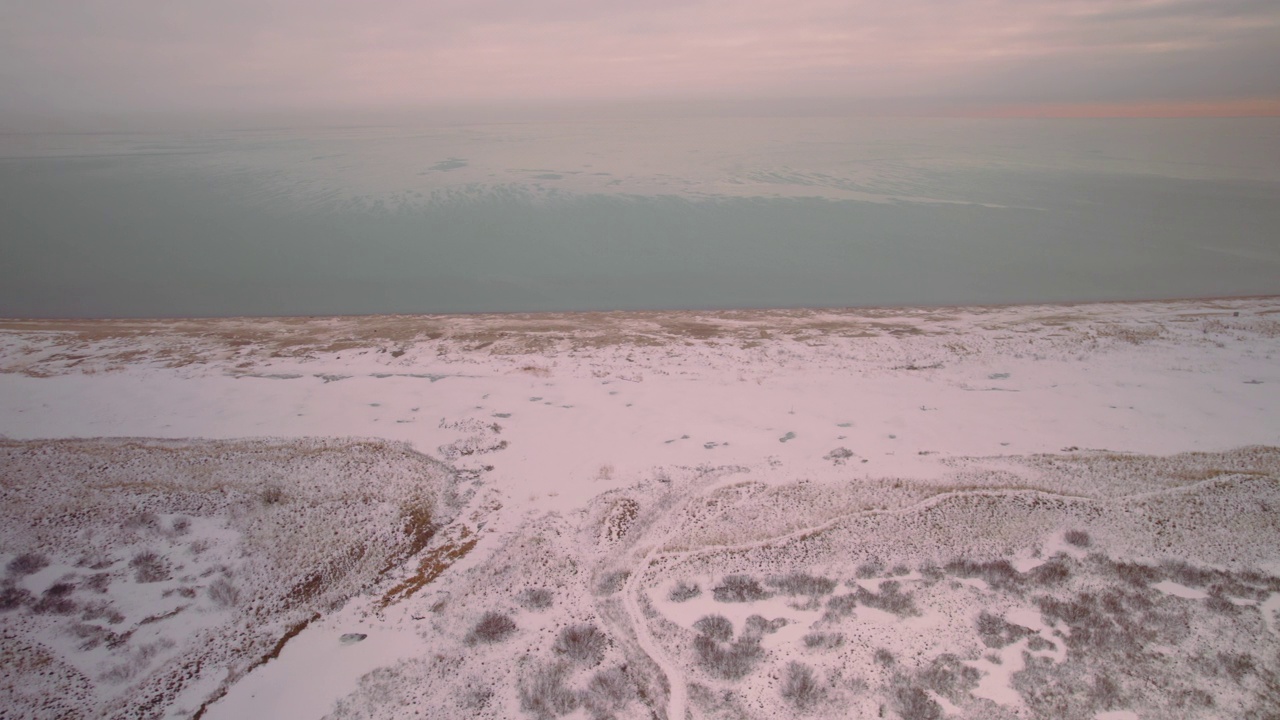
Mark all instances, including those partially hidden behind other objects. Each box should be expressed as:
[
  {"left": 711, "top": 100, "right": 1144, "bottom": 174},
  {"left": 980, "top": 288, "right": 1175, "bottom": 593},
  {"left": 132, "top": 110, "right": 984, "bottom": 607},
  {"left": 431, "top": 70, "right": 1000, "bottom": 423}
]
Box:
[{"left": 2, "top": 298, "right": 1279, "bottom": 718}]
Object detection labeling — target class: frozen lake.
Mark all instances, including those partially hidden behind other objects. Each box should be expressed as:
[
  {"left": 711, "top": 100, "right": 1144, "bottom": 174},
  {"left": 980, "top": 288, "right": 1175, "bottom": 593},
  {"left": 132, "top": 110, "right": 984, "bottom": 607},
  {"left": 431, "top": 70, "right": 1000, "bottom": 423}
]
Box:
[{"left": 2, "top": 115, "right": 1278, "bottom": 317}]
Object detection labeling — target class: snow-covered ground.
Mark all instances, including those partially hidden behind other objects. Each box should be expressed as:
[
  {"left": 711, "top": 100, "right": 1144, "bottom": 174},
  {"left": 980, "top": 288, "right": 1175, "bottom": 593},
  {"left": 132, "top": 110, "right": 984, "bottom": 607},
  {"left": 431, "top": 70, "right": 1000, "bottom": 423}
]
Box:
[{"left": 2, "top": 298, "right": 1279, "bottom": 718}]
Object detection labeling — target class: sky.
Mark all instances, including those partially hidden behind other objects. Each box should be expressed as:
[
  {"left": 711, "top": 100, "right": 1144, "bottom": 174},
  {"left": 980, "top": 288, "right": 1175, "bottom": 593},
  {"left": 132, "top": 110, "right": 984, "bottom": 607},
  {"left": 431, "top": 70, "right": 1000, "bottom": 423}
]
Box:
[{"left": 2, "top": 0, "right": 1279, "bottom": 128}]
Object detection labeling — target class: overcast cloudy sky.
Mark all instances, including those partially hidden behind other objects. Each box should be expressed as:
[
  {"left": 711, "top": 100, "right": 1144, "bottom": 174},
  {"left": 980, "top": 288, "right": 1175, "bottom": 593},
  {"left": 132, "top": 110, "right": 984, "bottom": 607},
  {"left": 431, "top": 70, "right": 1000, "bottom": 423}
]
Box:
[{"left": 2, "top": 0, "right": 1278, "bottom": 126}]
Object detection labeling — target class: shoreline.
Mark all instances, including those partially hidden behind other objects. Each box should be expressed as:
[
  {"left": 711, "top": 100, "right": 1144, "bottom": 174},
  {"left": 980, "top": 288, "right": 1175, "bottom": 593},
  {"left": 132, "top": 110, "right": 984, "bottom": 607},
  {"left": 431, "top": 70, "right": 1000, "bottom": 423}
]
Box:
[{"left": 3, "top": 291, "right": 1279, "bottom": 326}]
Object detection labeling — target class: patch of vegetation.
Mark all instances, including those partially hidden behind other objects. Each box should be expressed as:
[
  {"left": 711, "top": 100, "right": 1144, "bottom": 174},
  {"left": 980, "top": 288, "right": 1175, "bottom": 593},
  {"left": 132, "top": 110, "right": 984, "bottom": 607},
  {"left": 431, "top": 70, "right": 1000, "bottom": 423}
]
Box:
[
  {"left": 742, "top": 614, "right": 786, "bottom": 639},
  {"left": 32, "top": 583, "right": 78, "bottom": 614},
  {"left": 803, "top": 632, "right": 845, "bottom": 650},
  {"left": 517, "top": 587, "right": 554, "bottom": 610},
  {"left": 259, "top": 486, "right": 286, "bottom": 505},
  {"left": 582, "top": 666, "right": 636, "bottom": 720},
  {"left": 208, "top": 578, "right": 240, "bottom": 608},
  {"left": 976, "top": 611, "right": 1033, "bottom": 648},
  {"left": 0, "top": 581, "right": 33, "bottom": 611},
  {"left": 823, "top": 593, "right": 858, "bottom": 621},
  {"left": 916, "top": 654, "right": 980, "bottom": 702},
  {"left": 130, "top": 551, "right": 170, "bottom": 583},
  {"left": 6, "top": 552, "right": 49, "bottom": 577},
  {"left": 692, "top": 616, "right": 764, "bottom": 680},
  {"left": 668, "top": 580, "right": 701, "bottom": 602},
  {"left": 466, "top": 611, "right": 517, "bottom": 645},
  {"left": 855, "top": 580, "right": 920, "bottom": 617},
  {"left": 1218, "top": 652, "right": 1255, "bottom": 682},
  {"left": 712, "top": 574, "right": 772, "bottom": 603},
  {"left": 1034, "top": 588, "right": 1183, "bottom": 657},
  {"left": 855, "top": 558, "right": 885, "bottom": 578},
  {"left": 892, "top": 685, "right": 941, "bottom": 720},
  {"left": 780, "top": 661, "right": 826, "bottom": 711},
  {"left": 553, "top": 624, "right": 608, "bottom": 666},
  {"left": 874, "top": 648, "right": 896, "bottom": 667},
  {"left": 85, "top": 573, "right": 111, "bottom": 594},
  {"left": 1064, "top": 529, "right": 1091, "bottom": 547},
  {"left": 768, "top": 572, "right": 836, "bottom": 597},
  {"left": 1028, "top": 556, "right": 1072, "bottom": 586},
  {"left": 595, "top": 570, "right": 630, "bottom": 596},
  {"left": 693, "top": 615, "right": 734, "bottom": 642},
  {"left": 518, "top": 663, "right": 578, "bottom": 719},
  {"left": 1111, "top": 560, "right": 1162, "bottom": 587},
  {"left": 945, "top": 558, "right": 1022, "bottom": 591}
]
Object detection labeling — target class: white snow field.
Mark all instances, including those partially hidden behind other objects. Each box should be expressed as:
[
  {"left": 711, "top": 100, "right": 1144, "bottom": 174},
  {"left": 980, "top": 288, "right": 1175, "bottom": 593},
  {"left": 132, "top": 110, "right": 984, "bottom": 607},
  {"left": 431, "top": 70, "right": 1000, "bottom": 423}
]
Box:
[{"left": 2, "top": 297, "right": 1279, "bottom": 718}]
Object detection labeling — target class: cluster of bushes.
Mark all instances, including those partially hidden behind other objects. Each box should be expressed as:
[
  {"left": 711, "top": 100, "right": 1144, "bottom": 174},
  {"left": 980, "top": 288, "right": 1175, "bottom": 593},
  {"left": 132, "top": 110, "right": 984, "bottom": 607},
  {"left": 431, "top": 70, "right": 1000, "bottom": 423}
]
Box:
[
  {"left": 712, "top": 575, "right": 771, "bottom": 603},
  {"left": 553, "top": 624, "right": 608, "bottom": 666},
  {"left": 518, "top": 662, "right": 636, "bottom": 720},
  {"left": 692, "top": 613, "right": 764, "bottom": 680},
  {"left": 668, "top": 580, "right": 701, "bottom": 602},
  {"left": 465, "top": 611, "right": 517, "bottom": 645},
  {"left": 768, "top": 572, "right": 836, "bottom": 597},
  {"left": 976, "top": 611, "right": 1033, "bottom": 648}
]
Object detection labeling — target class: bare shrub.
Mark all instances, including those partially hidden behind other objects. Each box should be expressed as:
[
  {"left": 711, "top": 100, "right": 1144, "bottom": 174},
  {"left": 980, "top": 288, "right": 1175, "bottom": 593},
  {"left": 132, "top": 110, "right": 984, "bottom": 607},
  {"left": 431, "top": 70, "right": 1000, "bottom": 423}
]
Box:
[
  {"left": 208, "top": 578, "right": 240, "bottom": 608},
  {"left": 856, "top": 581, "right": 920, "bottom": 617},
  {"left": 130, "top": 551, "right": 170, "bottom": 583},
  {"left": 917, "top": 654, "right": 980, "bottom": 701},
  {"left": 259, "top": 486, "right": 286, "bottom": 505},
  {"left": 595, "top": 570, "right": 629, "bottom": 596},
  {"left": 1026, "top": 635, "right": 1056, "bottom": 652},
  {"left": 1219, "top": 652, "right": 1255, "bottom": 681},
  {"left": 553, "top": 624, "right": 608, "bottom": 665},
  {"left": 1064, "top": 529, "right": 1091, "bottom": 547},
  {"left": 945, "top": 558, "right": 1022, "bottom": 590},
  {"left": 0, "top": 581, "right": 32, "bottom": 611},
  {"left": 170, "top": 517, "right": 192, "bottom": 535},
  {"left": 976, "top": 611, "right": 1032, "bottom": 648},
  {"left": 1029, "top": 558, "right": 1071, "bottom": 586},
  {"left": 769, "top": 573, "right": 836, "bottom": 597},
  {"left": 519, "top": 663, "right": 578, "bottom": 719},
  {"left": 71, "top": 622, "right": 111, "bottom": 651},
  {"left": 1113, "top": 561, "right": 1162, "bottom": 587},
  {"left": 1034, "top": 591, "right": 1165, "bottom": 656},
  {"left": 742, "top": 614, "right": 785, "bottom": 640},
  {"left": 1204, "top": 591, "right": 1237, "bottom": 615},
  {"left": 583, "top": 666, "right": 636, "bottom": 719},
  {"left": 466, "top": 611, "right": 517, "bottom": 644},
  {"left": 32, "top": 583, "right": 78, "bottom": 614},
  {"left": 1163, "top": 561, "right": 1215, "bottom": 588},
  {"left": 918, "top": 563, "right": 945, "bottom": 584},
  {"left": 694, "top": 635, "right": 764, "bottom": 680},
  {"left": 694, "top": 614, "right": 734, "bottom": 642},
  {"left": 894, "top": 685, "right": 942, "bottom": 720},
  {"left": 1174, "top": 688, "right": 1214, "bottom": 708},
  {"left": 124, "top": 512, "right": 161, "bottom": 533},
  {"left": 1089, "top": 674, "right": 1122, "bottom": 709},
  {"left": 6, "top": 552, "right": 49, "bottom": 577},
  {"left": 781, "top": 662, "right": 826, "bottom": 711},
  {"left": 855, "top": 558, "right": 884, "bottom": 579},
  {"left": 85, "top": 573, "right": 111, "bottom": 594},
  {"left": 874, "top": 648, "right": 895, "bottom": 666},
  {"left": 823, "top": 593, "right": 858, "bottom": 621},
  {"left": 712, "top": 575, "right": 771, "bottom": 603},
  {"left": 517, "top": 587, "right": 554, "bottom": 610},
  {"left": 80, "top": 599, "right": 123, "bottom": 624},
  {"left": 668, "top": 580, "right": 701, "bottom": 602},
  {"left": 803, "top": 632, "right": 845, "bottom": 650}
]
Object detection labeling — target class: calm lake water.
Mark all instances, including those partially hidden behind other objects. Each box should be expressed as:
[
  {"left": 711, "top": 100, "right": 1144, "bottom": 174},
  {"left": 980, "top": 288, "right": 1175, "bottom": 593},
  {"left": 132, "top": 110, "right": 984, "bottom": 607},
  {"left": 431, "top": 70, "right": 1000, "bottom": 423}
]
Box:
[{"left": 2, "top": 116, "right": 1278, "bottom": 318}]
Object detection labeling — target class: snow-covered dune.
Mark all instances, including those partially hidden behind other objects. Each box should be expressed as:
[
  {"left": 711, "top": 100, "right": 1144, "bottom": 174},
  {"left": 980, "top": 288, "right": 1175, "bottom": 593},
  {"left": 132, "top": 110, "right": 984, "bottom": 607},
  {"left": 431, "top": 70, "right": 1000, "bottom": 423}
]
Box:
[{"left": 2, "top": 298, "right": 1279, "bottom": 718}]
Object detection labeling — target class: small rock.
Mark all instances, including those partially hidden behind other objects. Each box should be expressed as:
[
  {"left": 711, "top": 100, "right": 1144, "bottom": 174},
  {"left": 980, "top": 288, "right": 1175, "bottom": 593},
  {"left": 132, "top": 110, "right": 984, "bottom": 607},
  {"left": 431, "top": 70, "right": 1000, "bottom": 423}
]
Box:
[{"left": 339, "top": 633, "right": 368, "bottom": 645}]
